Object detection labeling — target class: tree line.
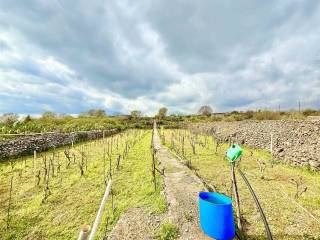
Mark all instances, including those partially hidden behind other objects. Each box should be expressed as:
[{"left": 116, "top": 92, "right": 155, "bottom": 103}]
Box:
[{"left": 1, "top": 105, "right": 319, "bottom": 135}]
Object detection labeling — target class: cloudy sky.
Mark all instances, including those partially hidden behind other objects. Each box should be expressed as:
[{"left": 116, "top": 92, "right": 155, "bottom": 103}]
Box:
[{"left": 0, "top": 0, "right": 319, "bottom": 115}]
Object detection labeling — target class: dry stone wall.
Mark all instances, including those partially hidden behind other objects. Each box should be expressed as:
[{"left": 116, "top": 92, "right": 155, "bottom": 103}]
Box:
[
  {"left": 190, "top": 120, "right": 320, "bottom": 170},
  {"left": 0, "top": 129, "right": 119, "bottom": 160}
]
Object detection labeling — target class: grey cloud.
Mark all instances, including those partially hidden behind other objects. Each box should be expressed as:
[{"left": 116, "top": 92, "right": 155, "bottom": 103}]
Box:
[
  {"left": 0, "top": 0, "right": 319, "bottom": 115},
  {"left": 0, "top": 0, "right": 178, "bottom": 98},
  {"left": 160, "top": 0, "right": 320, "bottom": 74}
]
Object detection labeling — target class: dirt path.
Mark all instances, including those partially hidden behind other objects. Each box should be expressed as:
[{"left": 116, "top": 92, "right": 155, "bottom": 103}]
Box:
[
  {"left": 109, "top": 128, "right": 209, "bottom": 239},
  {"left": 153, "top": 128, "right": 209, "bottom": 240},
  {"left": 108, "top": 208, "right": 162, "bottom": 240}
]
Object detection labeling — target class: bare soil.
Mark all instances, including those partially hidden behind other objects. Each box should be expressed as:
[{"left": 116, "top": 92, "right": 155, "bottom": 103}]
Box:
[{"left": 108, "top": 207, "right": 163, "bottom": 240}]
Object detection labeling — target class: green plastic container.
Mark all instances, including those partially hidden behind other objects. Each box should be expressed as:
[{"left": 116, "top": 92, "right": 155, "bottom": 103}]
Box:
[{"left": 226, "top": 144, "right": 243, "bottom": 162}]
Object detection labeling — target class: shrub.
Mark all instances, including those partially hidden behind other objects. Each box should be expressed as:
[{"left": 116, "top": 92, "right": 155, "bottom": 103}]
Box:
[
  {"left": 198, "top": 105, "right": 213, "bottom": 116},
  {"left": 158, "top": 223, "right": 179, "bottom": 240},
  {"left": 252, "top": 111, "right": 281, "bottom": 120}
]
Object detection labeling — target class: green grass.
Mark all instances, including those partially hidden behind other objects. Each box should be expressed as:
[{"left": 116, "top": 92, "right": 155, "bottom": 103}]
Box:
[
  {"left": 162, "top": 129, "right": 320, "bottom": 240},
  {"left": 157, "top": 222, "right": 179, "bottom": 240},
  {"left": 0, "top": 130, "right": 166, "bottom": 239}
]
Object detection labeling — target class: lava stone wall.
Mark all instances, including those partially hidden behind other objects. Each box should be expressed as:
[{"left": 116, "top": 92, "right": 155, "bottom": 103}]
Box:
[
  {"left": 189, "top": 120, "right": 320, "bottom": 170},
  {"left": 0, "top": 129, "right": 119, "bottom": 160}
]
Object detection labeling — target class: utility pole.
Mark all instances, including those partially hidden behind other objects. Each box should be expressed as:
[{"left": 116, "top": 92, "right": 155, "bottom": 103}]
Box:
[{"left": 298, "top": 100, "right": 301, "bottom": 113}]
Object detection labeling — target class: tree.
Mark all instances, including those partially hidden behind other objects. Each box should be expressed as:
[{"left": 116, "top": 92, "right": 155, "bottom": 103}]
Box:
[
  {"left": 81, "top": 109, "right": 106, "bottom": 117},
  {"left": 198, "top": 106, "right": 213, "bottom": 116},
  {"left": 42, "top": 111, "right": 57, "bottom": 119},
  {"left": 0, "top": 113, "right": 19, "bottom": 126},
  {"left": 130, "top": 110, "right": 142, "bottom": 119},
  {"left": 24, "top": 115, "right": 32, "bottom": 123},
  {"left": 158, "top": 107, "right": 168, "bottom": 119}
]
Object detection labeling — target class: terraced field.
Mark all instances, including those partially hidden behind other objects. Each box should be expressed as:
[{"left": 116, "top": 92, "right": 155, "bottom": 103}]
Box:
[
  {"left": 0, "top": 130, "right": 166, "bottom": 239},
  {"left": 161, "top": 128, "right": 320, "bottom": 239},
  {"left": 1, "top": 126, "right": 319, "bottom": 240}
]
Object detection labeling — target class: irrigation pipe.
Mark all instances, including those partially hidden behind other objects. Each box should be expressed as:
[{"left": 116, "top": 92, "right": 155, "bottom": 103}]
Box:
[
  {"left": 238, "top": 169, "right": 273, "bottom": 240},
  {"left": 88, "top": 180, "right": 112, "bottom": 240}
]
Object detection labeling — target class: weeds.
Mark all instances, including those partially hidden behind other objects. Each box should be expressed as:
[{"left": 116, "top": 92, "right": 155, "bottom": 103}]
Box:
[
  {"left": 0, "top": 130, "right": 165, "bottom": 239},
  {"left": 163, "top": 128, "right": 320, "bottom": 239},
  {"left": 158, "top": 223, "right": 179, "bottom": 240}
]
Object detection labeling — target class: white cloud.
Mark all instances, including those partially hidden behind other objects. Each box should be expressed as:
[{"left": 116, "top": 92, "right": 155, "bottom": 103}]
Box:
[{"left": 0, "top": 0, "right": 319, "bottom": 115}]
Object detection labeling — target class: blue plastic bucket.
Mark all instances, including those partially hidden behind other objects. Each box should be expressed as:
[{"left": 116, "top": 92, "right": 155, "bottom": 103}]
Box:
[{"left": 199, "top": 192, "right": 235, "bottom": 240}]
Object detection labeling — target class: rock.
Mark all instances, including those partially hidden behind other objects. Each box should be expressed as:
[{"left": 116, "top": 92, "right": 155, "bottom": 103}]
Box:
[
  {"left": 189, "top": 120, "right": 320, "bottom": 171},
  {"left": 309, "top": 160, "right": 320, "bottom": 168},
  {"left": 0, "top": 129, "right": 119, "bottom": 159}
]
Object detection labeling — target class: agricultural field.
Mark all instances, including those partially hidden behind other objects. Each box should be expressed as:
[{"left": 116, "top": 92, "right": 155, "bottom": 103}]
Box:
[
  {"left": 0, "top": 123, "right": 319, "bottom": 240},
  {"left": 160, "top": 128, "right": 320, "bottom": 240},
  {"left": 0, "top": 130, "right": 166, "bottom": 239},
  {"left": 2, "top": 1, "right": 320, "bottom": 239}
]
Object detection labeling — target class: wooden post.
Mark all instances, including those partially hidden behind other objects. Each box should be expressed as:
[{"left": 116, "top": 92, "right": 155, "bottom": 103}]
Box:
[
  {"left": 88, "top": 180, "right": 112, "bottom": 240},
  {"left": 182, "top": 136, "right": 185, "bottom": 156},
  {"left": 78, "top": 224, "right": 91, "bottom": 240},
  {"left": 231, "top": 162, "right": 242, "bottom": 231},
  {"left": 152, "top": 148, "right": 157, "bottom": 191},
  {"left": 109, "top": 154, "right": 112, "bottom": 180},
  {"left": 33, "top": 150, "right": 36, "bottom": 169},
  {"left": 103, "top": 146, "right": 106, "bottom": 183},
  {"left": 110, "top": 136, "right": 113, "bottom": 154},
  {"left": 270, "top": 133, "right": 273, "bottom": 154},
  {"left": 6, "top": 176, "right": 13, "bottom": 230}
]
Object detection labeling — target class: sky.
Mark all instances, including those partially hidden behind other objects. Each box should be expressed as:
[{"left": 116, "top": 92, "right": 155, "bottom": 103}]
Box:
[{"left": 0, "top": 0, "right": 320, "bottom": 116}]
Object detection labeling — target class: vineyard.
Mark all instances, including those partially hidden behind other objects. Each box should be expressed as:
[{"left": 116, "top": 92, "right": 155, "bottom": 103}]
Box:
[
  {"left": 159, "top": 128, "right": 320, "bottom": 239},
  {"left": 0, "top": 130, "right": 165, "bottom": 239},
  {"left": 2, "top": 1, "right": 320, "bottom": 239},
  {"left": 0, "top": 124, "right": 320, "bottom": 240}
]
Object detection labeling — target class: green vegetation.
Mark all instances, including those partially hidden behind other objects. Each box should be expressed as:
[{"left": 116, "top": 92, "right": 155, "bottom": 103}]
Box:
[
  {"left": 1, "top": 114, "right": 320, "bottom": 239},
  {"left": 0, "top": 114, "right": 153, "bottom": 136},
  {"left": 156, "top": 107, "right": 168, "bottom": 119},
  {"left": 161, "top": 129, "right": 320, "bottom": 240},
  {"left": 0, "top": 130, "right": 166, "bottom": 239},
  {"left": 197, "top": 105, "right": 213, "bottom": 116},
  {"left": 157, "top": 222, "right": 179, "bottom": 240},
  {"left": 183, "top": 109, "right": 320, "bottom": 122},
  {"left": 130, "top": 110, "right": 142, "bottom": 119},
  {"left": 1, "top": 108, "right": 319, "bottom": 137}
]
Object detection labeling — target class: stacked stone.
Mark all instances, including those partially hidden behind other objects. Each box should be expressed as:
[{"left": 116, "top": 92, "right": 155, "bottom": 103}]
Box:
[
  {"left": 190, "top": 120, "right": 320, "bottom": 170},
  {"left": 0, "top": 129, "right": 119, "bottom": 160}
]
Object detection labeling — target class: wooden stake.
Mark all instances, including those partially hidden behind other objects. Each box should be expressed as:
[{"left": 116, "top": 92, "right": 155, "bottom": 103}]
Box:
[
  {"left": 88, "top": 180, "right": 112, "bottom": 240},
  {"left": 231, "top": 162, "right": 242, "bottom": 231},
  {"left": 270, "top": 133, "right": 273, "bottom": 154},
  {"left": 33, "top": 150, "right": 36, "bottom": 169},
  {"left": 6, "top": 176, "right": 13, "bottom": 230},
  {"left": 78, "top": 224, "right": 91, "bottom": 240},
  {"left": 103, "top": 145, "right": 106, "bottom": 183}
]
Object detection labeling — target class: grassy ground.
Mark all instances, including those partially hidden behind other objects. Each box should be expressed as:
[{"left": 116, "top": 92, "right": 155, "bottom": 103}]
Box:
[
  {"left": 0, "top": 130, "right": 166, "bottom": 240},
  {"left": 161, "top": 129, "right": 320, "bottom": 240}
]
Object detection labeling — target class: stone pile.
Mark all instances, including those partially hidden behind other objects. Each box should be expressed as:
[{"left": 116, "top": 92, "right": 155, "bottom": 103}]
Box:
[{"left": 190, "top": 120, "right": 320, "bottom": 170}]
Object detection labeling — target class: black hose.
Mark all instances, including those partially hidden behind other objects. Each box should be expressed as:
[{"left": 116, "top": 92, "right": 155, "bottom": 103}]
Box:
[
  {"left": 235, "top": 231, "right": 243, "bottom": 240},
  {"left": 238, "top": 169, "right": 273, "bottom": 240}
]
